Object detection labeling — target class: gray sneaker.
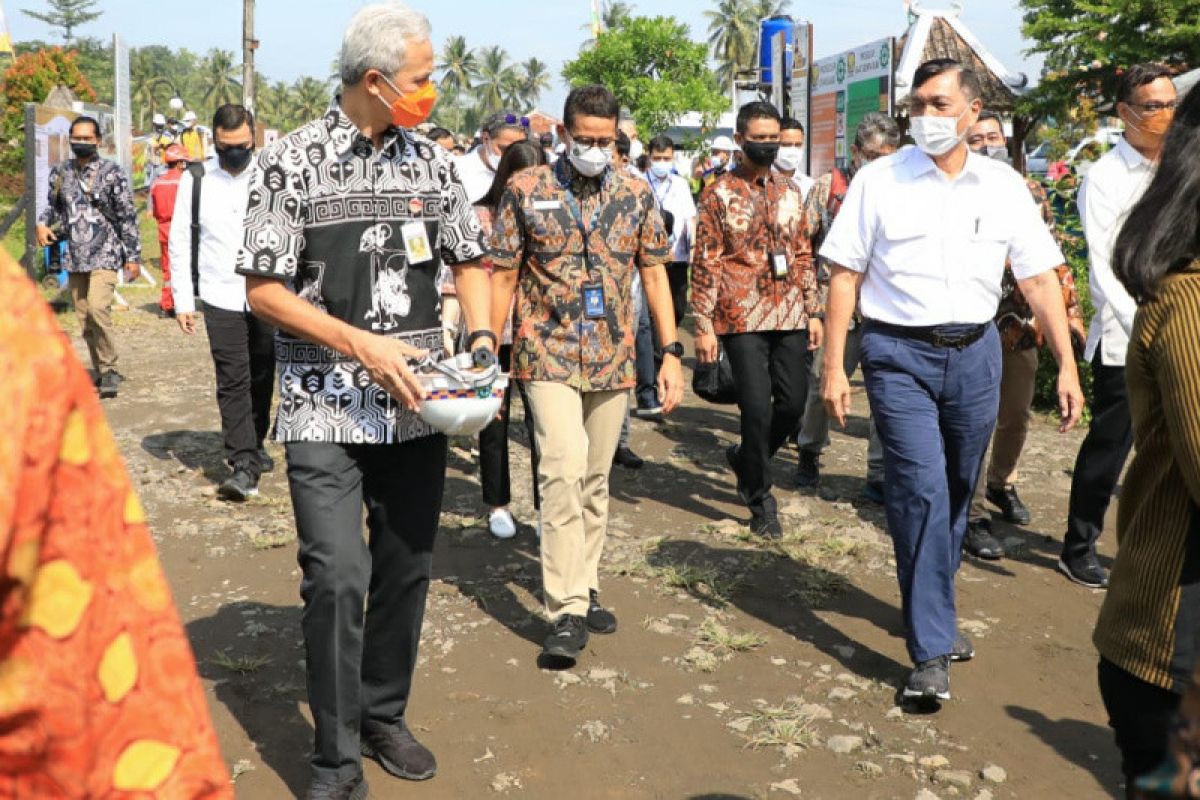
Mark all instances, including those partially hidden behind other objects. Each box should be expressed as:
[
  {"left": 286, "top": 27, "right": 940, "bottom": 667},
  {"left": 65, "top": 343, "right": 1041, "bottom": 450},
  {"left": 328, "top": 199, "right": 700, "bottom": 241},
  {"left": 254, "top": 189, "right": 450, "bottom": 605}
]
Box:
[
  {"left": 904, "top": 655, "right": 951, "bottom": 702},
  {"left": 950, "top": 632, "right": 975, "bottom": 662},
  {"left": 306, "top": 776, "right": 368, "bottom": 800}
]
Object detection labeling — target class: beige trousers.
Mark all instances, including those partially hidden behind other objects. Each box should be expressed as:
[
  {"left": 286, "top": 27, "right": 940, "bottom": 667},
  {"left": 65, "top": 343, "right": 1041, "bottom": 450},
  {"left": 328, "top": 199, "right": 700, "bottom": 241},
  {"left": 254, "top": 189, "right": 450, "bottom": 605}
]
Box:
[
  {"left": 970, "top": 346, "right": 1040, "bottom": 517},
  {"left": 525, "top": 382, "right": 628, "bottom": 619},
  {"left": 68, "top": 269, "right": 119, "bottom": 372}
]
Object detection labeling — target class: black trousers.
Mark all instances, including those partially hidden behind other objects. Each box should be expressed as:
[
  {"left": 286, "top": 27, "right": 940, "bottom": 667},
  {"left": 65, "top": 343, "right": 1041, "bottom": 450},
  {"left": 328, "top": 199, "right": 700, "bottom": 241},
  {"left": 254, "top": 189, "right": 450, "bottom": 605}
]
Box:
[
  {"left": 479, "top": 351, "right": 541, "bottom": 509},
  {"left": 1099, "top": 657, "right": 1181, "bottom": 796},
  {"left": 667, "top": 261, "right": 689, "bottom": 326},
  {"left": 722, "top": 330, "right": 810, "bottom": 517},
  {"left": 285, "top": 436, "right": 447, "bottom": 783},
  {"left": 204, "top": 305, "right": 276, "bottom": 479},
  {"left": 1063, "top": 349, "right": 1133, "bottom": 560}
]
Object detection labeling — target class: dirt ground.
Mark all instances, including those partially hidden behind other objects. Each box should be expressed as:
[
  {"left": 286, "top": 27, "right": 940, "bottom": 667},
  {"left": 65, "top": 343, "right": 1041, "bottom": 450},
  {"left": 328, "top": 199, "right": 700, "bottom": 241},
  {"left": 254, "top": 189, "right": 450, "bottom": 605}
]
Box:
[{"left": 81, "top": 289, "right": 1121, "bottom": 799}]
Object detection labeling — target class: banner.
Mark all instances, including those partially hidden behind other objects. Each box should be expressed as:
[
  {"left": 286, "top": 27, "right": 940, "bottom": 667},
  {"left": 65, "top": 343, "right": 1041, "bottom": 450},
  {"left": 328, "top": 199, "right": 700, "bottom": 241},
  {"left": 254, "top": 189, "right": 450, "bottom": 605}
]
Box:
[
  {"left": 789, "top": 22, "right": 813, "bottom": 175},
  {"left": 809, "top": 37, "right": 894, "bottom": 179}
]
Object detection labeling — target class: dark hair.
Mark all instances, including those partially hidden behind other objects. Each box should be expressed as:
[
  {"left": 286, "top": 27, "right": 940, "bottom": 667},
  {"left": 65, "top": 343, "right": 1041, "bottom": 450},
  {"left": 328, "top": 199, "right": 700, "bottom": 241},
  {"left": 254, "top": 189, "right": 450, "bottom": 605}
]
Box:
[
  {"left": 564, "top": 84, "right": 619, "bottom": 130},
  {"left": 736, "top": 101, "right": 781, "bottom": 134},
  {"left": 781, "top": 117, "right": 805, "bottom": 133},
  {"left": 975, "top": 110, "right": 1003, "bottom": 128},
  {"left": 69, "top": 115, "right": 100, "bottom": 138},
  {"left": 635, "top": 154, "right": 650, "bottom": 173},
  {"left": 1112, "top": 81, "right": 1200, "bottom": 303},
  {"left": 647, "top": 135, "right": 675, "bottom": 155},
  {"left": 1117, "top": 63, "right": 1175, "bottom": 104},
  {"left": 427, "top": 126, "right": 454, "bottom": 143},
  {"left": 480, "top": 139, "right": 547, "bottom": 210},
  {"left": 616, "top": 131, "right": 631, "bottom": 158},
  {"left": 213, "top": 104, "right": 255, "bottom": 134},
  {"left": 912, "top": 58, "right": 982, "bottom": 100}
]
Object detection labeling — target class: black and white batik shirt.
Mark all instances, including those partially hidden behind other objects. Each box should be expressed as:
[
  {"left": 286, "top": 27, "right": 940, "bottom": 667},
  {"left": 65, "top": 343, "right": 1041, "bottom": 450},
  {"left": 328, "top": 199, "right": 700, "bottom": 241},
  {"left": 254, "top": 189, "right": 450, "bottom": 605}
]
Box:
[{"left": 236, "top": 103, "right": 485, "bottom": 444}]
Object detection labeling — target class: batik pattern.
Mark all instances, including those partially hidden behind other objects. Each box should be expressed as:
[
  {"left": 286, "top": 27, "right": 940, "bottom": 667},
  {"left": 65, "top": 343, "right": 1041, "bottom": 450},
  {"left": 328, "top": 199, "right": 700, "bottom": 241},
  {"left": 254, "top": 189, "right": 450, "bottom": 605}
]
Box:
[
  {"left": 692, "top": 171, "right": 820, "bottom": 337},
  {"left": 236, "top": 102, "right": 486, "bottom": 443},
  {"left": 995, "top": 178, "right": 1082, "bottom": 352},
  {"left": 488, "top": 159, "right": 669, "bottom": 391},
  {"left": 39, "top": 158, "right": 141, "bottom": 273}
]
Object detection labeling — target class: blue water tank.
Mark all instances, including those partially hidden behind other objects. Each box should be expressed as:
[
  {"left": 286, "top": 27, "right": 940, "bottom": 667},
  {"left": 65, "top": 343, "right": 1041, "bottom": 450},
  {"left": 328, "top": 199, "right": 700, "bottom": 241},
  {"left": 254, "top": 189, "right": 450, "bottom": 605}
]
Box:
[{"left": 759, "top": 15, "right": 794, "bottom": 85}]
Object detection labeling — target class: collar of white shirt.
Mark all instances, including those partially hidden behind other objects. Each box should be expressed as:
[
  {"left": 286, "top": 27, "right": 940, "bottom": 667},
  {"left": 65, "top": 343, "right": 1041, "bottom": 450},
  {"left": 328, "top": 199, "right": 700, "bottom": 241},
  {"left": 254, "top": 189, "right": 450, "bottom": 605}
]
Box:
[
  {"left": 1114, "top": 136, "right": 1151, "bottom": 170},
  {"left": 900, "top": 145, "right": 991, "bottom": 183}
]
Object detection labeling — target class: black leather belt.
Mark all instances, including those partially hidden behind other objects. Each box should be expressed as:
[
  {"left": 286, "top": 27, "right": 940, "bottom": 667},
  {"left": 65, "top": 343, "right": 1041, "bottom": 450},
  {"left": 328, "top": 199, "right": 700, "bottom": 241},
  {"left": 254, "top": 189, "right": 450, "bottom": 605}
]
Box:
[{"left": 864, "top": 320, "right": 990, "bottom": 350}]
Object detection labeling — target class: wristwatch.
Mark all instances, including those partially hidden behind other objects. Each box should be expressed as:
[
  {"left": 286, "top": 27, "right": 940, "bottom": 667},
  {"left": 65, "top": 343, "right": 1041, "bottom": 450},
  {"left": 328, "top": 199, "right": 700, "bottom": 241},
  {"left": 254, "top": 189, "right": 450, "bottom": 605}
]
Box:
[{"left": 659, "top": 341, "right": 685, "bottom": 358}]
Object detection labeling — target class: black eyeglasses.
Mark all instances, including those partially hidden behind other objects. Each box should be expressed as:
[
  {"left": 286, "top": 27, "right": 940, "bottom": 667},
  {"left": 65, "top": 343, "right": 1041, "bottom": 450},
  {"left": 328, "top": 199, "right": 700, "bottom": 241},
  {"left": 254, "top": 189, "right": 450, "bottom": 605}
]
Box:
[
  {"left": 504, "top": 114, "right": 531, "bottom": 128},
  {"left": 1128, "top": 101, "right": 1177, "bottom": 113},
  {"left": 570, "top": 136, "right": 615, "bottom": 148}
]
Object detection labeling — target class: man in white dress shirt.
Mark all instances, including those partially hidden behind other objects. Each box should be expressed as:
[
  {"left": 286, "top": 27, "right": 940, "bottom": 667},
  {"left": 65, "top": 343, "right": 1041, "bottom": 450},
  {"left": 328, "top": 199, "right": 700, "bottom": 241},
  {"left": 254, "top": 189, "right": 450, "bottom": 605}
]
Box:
[
  {"left": 455, "top": 110, "right": 529, "bottom": 203},
  {"left": 645, "top": 135, "right": 697, "bottom": 325},
  {"left": 774, "top": 117, "right": 815, "bottom": 200},
  {"left": 820, "top": 59, "right": 1083, "bottom": 705},
  {"left": 1060, "top": 63, "right": 1176, "bottom": 589},
  {"left": 171, "top": 104, "right": 275, "bottom": 502}
]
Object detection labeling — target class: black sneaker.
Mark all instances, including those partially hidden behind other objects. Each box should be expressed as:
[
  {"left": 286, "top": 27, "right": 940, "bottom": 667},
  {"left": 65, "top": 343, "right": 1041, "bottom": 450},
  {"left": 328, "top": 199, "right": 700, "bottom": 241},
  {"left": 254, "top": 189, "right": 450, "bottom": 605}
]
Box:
[
  {"left": 306, "top": 775, "right": 368, "bottom": 800},
  {"left": 795, "top": 450, "right": 820, "bottom": 488},
  {"left": 1057, "top": 552, "right": 1109, "bottom": 589},
  {"left": 218, "top": 469, "right": 259, "bottom": 502},
  {"left": 950, "top": 632, "right": 975, "bottom": 662},
  {"left": 542, "top": 614, "right": 588, "bottom": 661},
  {"left": 612, "top": 446, "right": 645, "bottom": 470},
  {"left": 963, "top": 519, "right": 1005, "bottom": 560},
  {"left": 862, "top": 481, "right": 885, "bottom": 505},
  {"left": 257, "top": 447, "right": 275, "bottom": 473},
  {"left": 98, "top": 370, "right": 121, "bottom": 399},
  {"left": 904, "top": 655, "right": 951, "bottom": 702},
  {"left": 360, "top": 719, "right": 436, "bottom": 781},
  {"left": 750, "top": 508, "right": 783, "bottom": 541},
  {"left": 725, "top": 445, "right": 741, "bottom": 477},
  {"left": 986, "top": 484, "right": 1032, "bottom": 525},
  {"left": 587, "top": 589, "right": 617, "bottom": 634},
  {"left": 633, "top": 406, "right": 665, "bottom": 423}
]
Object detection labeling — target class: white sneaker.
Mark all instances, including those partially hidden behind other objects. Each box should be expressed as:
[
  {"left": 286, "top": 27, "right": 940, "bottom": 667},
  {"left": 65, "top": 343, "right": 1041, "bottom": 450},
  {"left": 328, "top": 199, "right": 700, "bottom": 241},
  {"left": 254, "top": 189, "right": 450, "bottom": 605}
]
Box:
[{"left": 489, "top": 508, "right": 517, "bottom": 539}]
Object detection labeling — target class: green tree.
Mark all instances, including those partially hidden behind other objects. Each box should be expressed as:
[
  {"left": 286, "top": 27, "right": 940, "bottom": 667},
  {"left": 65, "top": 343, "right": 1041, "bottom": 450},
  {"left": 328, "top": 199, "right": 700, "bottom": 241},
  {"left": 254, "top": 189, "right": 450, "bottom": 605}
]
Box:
[
  {"left": 1019, "top": 0, "right": 1200, "bottom": 121},
  {"left": 195, "top": 48, "right": 242, "bottom": 114},
  {"left": 1, "top": 47, "right": 96, "bottom": 170},
  {"left": 474, "top": 45, "right": 516, "bottom": 115},
  {"left": 291, "top": 76, "right": 330, "bottom": 122},
  {"left": 20, "top": 0, "right": 101, "bottom": 43},
  {"left": 437, "top": 35, "right": 477, "bottom": 94},
  {"left": 517, "top": 57, "right": 551, "bottom": 109},
  {"left": 705, "top": 0, "right": 791, "bottom": 88},
  {"left": 563, "top": 15, "right": 728, "bottom": 138}
]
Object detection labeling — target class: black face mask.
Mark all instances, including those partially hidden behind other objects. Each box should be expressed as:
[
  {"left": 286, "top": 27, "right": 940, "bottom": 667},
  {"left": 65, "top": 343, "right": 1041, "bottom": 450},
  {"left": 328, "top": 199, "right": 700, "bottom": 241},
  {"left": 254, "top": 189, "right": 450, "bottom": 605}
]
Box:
[
  {"left": 70, "top": 142, "right": 98, "bottom": 159},
  {"left": 217, "top": 145, "right": 254, "bottom": 172},
  {"left": 741, "top": 141, "right": 779, "bottom": 168}
]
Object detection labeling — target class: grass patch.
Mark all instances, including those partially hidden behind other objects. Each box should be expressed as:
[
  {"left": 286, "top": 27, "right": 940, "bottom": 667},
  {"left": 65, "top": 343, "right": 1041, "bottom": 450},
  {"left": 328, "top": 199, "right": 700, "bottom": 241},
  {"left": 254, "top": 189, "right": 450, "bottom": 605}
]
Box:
[
  {"left": 209, "top": 650, "right": 272, "bottom": 675},
  {"left": 787, "top": 570, "right": 850, "bottom": 607},
  {"left": 249, "top": 531, "right": 295, "bottom": 550},
  {"left": 736, "top": 700, "right": 823, "bottom": 751},
  {"left": 656, "top": 561, "right": 744, "bottom": 607},
  {"left": 696, "top": 618, "right": 766, "bottom": 656}
]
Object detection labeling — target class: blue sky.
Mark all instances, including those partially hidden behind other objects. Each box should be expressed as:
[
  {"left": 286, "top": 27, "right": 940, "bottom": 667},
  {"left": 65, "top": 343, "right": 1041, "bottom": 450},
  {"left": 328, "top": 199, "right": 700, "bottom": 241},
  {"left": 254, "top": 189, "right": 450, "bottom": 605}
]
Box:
[{"left": 10, "top": 0, "right": 1044, "bottom": 114}]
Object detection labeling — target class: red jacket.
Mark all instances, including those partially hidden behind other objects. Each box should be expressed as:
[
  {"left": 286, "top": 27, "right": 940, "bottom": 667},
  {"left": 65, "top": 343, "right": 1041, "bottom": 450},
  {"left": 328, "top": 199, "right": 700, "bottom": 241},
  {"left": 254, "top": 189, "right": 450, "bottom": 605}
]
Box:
[{"left": 148, "top": 168, "right": 183, "bottom": 239}]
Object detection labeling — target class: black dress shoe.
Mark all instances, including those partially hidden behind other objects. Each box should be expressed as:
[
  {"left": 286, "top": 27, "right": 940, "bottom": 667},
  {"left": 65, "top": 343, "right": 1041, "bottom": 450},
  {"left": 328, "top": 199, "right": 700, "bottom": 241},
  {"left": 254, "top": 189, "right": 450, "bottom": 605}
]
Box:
[
  {"left": 586, "top": 589, "right": 617, "bottom": 634},
  {"left": 1058, "top": 552, "right": 1109, "bottom": 588},
  {"left": 795, "top": 450, "right": 820, "bottom": 488},
  {"left": 986, "top": 484, "right": 1032, "bottom": 525},
  {"left": 361, "top": 719, "right": 437, "bottom": 781},
  {"left": 612, "top": 446, "right": 644, "bottom": 469},
  {"left": 963, "top": 519, "right": 1005, "bottom": 560}
]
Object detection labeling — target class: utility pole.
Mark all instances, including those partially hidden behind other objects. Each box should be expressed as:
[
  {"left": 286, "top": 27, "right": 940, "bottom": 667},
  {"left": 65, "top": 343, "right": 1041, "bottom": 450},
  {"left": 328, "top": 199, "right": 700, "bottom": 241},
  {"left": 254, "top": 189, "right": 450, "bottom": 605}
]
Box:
[{"left": 242, "top": 0, "right": 257, "bottom": 114}]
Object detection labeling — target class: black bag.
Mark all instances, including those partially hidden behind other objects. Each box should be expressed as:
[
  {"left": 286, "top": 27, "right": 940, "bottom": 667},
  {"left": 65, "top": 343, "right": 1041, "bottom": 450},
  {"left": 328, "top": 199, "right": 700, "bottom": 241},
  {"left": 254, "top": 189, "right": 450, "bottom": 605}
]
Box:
[
  {"left": 187, "top": 161, "right": 206, "bottom": 297},
  {"left": 692, "top": 347, "right": 737, "bottom": 405}
]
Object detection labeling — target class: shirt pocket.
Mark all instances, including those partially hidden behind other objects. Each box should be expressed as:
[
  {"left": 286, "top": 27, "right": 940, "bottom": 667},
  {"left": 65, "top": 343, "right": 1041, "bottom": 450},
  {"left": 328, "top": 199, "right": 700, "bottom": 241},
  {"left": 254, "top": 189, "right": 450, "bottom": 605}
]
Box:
[
  {"left": 969, "top": 216, "right": 1011, "bottom": 264},
  {"left": 879, "top": 211, "right": 930, "bottom": 276}
]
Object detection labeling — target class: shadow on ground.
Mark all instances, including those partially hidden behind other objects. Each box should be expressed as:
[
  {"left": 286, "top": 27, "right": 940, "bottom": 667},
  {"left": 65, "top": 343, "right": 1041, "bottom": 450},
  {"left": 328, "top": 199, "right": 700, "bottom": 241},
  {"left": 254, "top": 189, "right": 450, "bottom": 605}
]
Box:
[{"left": 143, "top": 430, "right": 229, "bottom": 485}]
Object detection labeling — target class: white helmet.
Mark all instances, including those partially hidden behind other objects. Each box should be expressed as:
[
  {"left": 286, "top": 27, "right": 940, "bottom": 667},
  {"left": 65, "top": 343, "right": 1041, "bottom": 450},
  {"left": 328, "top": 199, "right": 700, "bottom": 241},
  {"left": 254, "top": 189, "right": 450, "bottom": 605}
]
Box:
[
  {"left": 152, "top": 112, "right": 166, "bottom": 126},
  {"left": 415, "top": 352, "right": 507, "bottom": 437}
]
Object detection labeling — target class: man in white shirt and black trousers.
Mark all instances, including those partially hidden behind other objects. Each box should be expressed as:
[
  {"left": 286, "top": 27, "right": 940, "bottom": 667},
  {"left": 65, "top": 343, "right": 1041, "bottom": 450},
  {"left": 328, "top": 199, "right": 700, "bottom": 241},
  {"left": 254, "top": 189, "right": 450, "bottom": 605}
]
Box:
[
  {"left": 171, "top": 103, "right": 275, "bottom": 502},
  {"left": 820, "top": 59, "right": 1084, "bottom": 705},
  {"left": 1059, "top": 63, "right": 1175, "bottom": 590}
]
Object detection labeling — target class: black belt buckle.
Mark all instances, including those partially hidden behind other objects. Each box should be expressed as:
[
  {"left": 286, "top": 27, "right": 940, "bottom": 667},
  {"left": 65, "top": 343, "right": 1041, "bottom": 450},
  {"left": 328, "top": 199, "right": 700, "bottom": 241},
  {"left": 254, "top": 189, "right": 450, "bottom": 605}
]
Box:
[{"left": 930, "top": 326, "right": 984, "bottom": 350}]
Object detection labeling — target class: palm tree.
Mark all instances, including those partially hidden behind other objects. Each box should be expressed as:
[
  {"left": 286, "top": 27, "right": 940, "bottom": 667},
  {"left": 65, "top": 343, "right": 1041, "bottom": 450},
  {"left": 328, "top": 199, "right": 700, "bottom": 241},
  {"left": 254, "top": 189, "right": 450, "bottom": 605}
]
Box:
[
  {"left": 437, "top": 35, "right": 477, "bottom": 94},
  {"left": 581, "top": 1, "right": 636, "bottom": 48},
  {"left": 517, "top": 57, "right": 552, "bottom": 109},
  {"left": 129, "top": 48, "right": 179, "bottom": 130},
  {"left": 705, "top": 0, "right": 791, "bottom": 88},
  {"left": 292, "top": 77, "right": 331, "bottom": 122},
  {"left": 257, "top": 79, "right": 293, "bottom": 130},
  {"left": 195, "top": 48, "right": 242, "bottom": 113},
  {"left": 473, "top": 46, "right": 516, "bottom": 116}
]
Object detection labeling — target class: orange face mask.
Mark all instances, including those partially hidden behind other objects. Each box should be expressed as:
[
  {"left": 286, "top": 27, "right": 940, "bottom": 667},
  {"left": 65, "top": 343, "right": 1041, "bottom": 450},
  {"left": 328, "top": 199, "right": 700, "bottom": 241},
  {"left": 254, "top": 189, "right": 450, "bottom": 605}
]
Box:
[
  {"left": 1125, "top": 106, "right": 1175, "bottom": 138},
  {"left": 378, "top": 75, "right": 437, "bottom": 129}
]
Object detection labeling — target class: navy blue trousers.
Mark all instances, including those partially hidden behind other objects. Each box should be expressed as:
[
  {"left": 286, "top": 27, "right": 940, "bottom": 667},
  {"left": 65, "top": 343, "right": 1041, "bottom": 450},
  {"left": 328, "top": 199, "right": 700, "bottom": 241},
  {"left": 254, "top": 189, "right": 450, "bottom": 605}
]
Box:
[
  {"left": 861, "top": 323, "right": 1001, "bottom": 664},
  {"left": 634, "top": 293, "right": 660, "bottom": 409}
]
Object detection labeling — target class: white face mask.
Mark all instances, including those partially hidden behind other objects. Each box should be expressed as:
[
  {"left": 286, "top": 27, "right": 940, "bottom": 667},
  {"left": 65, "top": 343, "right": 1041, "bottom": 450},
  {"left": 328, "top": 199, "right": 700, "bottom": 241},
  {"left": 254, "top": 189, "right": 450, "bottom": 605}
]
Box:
[
  {"left": 483, "top": 142, "right": 501, "bottom": 171},
  {"left": 568, "top": 139, "right": 611, "bottom": 178},
  {"left": 910, "top": 110, "right": 967, "bottom": 157},
  {"left": 774, "top": 146, "right": 804, "bottom": 173},
  {"left": 649, "top": 161, "right": 672, "bottom": 179}
]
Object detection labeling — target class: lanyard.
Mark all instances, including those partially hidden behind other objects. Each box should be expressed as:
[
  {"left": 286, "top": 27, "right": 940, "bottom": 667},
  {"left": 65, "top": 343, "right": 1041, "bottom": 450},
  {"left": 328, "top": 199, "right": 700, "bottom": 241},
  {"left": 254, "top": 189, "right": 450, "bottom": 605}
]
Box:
[
  {"left": 649, "top": 173, "right": 670, "bottom": 208},
  {"left": 554, "top": 160, "right": 606, "bottom": 282}
]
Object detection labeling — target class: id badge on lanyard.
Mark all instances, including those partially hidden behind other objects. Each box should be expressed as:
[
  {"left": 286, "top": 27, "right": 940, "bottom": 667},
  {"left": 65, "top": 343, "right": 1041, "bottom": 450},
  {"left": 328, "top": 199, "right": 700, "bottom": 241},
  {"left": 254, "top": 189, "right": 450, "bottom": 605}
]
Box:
[{"left": 562, "top": 180, "right": 608, "bottom": 321}]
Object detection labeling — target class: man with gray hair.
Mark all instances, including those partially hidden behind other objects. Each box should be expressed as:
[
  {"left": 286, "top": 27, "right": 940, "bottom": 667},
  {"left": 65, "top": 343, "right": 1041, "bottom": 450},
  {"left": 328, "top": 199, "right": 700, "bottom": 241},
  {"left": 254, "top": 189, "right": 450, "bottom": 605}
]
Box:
[
  {"left": 237, "top": 3, "right": 492, "bottom": 797},
  {"left": 456, "top": 109, "right": 530, "bottom": 203},
  {"left": 794, "top": 111, "right": 900, "bottom": 495}
]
